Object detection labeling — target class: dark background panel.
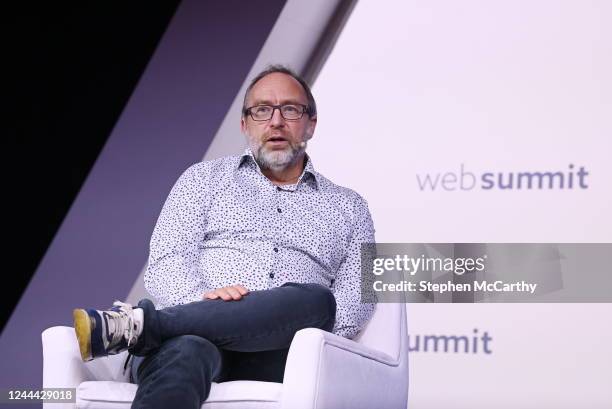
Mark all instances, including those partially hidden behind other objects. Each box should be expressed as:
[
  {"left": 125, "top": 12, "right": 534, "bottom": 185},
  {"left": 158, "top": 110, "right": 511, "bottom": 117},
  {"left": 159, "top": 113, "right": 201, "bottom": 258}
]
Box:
[{"left": 4, "top": 2, "right": 181, "bottom": 332}]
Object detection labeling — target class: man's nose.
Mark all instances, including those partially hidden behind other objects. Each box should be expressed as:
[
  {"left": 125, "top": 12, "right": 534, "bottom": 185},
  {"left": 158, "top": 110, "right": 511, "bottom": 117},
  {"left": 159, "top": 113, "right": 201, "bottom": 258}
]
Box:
[{"left": 269, "top": 107, "right": 286, "bottom": 127}]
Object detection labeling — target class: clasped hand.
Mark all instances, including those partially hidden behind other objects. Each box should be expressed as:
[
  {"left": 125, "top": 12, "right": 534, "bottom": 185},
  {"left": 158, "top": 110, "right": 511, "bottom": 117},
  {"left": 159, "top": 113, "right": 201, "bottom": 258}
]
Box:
[{"left": 203, "top": 285, "right": 249, "bottom": 301}]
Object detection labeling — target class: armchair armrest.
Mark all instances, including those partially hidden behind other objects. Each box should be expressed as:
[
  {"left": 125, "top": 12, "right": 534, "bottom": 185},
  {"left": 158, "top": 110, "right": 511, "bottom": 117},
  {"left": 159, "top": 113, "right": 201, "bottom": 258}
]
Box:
[
  {"left": 42, "top": 326, "right": 91, "bottom": 389},
  {"left": 42, "top": 326, "right": 91, "bottom": 409},
  {"left": 42, "top": 326, "right": 131, "bottom": 388},
  {"left": 281, "top": 328, "right": 408, "bottom": 409}
]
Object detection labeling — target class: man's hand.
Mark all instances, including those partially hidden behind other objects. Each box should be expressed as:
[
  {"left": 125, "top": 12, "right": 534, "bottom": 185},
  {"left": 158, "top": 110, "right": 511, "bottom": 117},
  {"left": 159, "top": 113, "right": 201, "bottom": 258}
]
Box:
[{"left": 203, "top": 285, "right": 249, "bottom": 301}]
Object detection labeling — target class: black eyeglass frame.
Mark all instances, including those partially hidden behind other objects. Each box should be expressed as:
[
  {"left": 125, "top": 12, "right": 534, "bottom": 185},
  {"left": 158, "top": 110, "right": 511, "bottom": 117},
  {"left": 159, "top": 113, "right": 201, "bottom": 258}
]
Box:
[{"left": 243, "top": 104, "right": 313, "bottom": 121}]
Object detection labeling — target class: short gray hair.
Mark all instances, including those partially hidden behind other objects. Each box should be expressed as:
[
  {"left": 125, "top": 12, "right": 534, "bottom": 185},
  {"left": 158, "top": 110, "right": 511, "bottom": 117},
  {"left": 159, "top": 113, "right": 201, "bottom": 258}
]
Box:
[{"left": 242, "top": 64, "right": 317, "bottom": 118}]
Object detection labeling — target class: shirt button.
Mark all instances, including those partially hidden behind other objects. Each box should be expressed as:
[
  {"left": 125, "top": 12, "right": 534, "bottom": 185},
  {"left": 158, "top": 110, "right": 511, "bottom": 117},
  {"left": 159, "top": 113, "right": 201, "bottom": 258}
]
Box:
[
  {"left": 273, "top": 247, "right": 279, "bottom": 252},
  {"left": 269, "top": 273, "right": 275, "bottom": 278},
  {"left": 277, "top": 208, "right": 282, "bottom": 213}
]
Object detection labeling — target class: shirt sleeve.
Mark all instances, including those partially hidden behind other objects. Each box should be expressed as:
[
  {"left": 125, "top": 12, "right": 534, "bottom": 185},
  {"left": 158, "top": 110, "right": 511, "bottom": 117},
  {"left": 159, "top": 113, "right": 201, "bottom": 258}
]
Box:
[
  {"left": 331, "top": 193, "right": 377, "bottom": 339},
  {"left": 144, "top": 164, "right": 212, "bottom": 309}
]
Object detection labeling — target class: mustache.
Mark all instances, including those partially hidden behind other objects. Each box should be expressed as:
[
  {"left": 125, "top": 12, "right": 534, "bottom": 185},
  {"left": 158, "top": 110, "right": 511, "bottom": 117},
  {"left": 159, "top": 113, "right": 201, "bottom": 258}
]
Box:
[
  {"left": 265, "top": 133, "right": 290, "bottom": 141},
  {"left": 256, "top": 139, "right": 300, "bottom": 153}
]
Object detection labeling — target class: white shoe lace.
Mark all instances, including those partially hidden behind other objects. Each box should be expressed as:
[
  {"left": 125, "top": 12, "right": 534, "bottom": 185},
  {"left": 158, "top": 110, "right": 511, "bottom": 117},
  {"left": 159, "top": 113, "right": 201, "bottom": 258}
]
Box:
[{"left": 109, "top": 301, "right": 138, "bottom": 347}]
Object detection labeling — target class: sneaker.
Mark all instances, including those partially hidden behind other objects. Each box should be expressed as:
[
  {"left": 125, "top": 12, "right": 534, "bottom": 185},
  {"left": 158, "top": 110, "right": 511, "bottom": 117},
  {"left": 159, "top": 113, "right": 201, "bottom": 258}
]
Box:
[{"left": 73, "top": 301, "right": 143, "bottom": 362}]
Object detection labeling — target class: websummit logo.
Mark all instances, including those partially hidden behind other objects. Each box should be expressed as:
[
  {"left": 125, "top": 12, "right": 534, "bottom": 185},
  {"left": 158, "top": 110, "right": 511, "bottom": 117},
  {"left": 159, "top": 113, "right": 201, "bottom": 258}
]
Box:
[{"left": 416, "top": 164, "right": 589, "bottom": 191}]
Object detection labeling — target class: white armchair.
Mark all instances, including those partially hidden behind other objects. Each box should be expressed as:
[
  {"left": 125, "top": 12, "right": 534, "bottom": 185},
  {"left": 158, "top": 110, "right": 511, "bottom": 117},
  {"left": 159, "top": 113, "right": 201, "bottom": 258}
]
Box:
[{"left": 42, "top": 302, "right": 408, "bottom": 409}]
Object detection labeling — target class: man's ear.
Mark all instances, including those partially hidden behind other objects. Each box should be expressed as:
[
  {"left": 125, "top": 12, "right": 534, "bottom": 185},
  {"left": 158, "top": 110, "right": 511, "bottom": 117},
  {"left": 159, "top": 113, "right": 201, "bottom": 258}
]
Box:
[
  {"left": 240, "top": 116, "right": 247, "bottom": 134},
  {"left": 305, "top": 116, "right": 317, "bottom": 140}
]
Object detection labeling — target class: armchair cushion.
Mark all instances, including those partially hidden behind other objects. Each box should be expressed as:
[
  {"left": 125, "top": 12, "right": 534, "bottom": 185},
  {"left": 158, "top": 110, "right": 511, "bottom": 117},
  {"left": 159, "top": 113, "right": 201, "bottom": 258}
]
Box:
[{"left": 76, "top": 381, "right": 282, "bottom": 409}]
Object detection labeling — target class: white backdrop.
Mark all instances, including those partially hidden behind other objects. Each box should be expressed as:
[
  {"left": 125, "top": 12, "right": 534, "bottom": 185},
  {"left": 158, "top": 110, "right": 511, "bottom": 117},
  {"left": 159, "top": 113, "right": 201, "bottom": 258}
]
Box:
[{"left": 310, "top": 0, "right": 612, "bottom": 407}]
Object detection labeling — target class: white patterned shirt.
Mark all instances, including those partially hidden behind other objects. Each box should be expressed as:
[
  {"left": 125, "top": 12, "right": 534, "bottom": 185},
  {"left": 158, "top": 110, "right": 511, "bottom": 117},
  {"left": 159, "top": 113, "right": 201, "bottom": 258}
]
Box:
[{"left": 144, "top": 149, "right": 375, "bottom": 339}]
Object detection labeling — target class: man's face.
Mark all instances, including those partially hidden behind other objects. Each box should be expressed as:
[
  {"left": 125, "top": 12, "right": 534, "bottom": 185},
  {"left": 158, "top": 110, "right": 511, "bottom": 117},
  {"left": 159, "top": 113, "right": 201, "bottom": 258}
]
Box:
[{"left": 241, "top": 72, "right": 316, "bottom": 171}]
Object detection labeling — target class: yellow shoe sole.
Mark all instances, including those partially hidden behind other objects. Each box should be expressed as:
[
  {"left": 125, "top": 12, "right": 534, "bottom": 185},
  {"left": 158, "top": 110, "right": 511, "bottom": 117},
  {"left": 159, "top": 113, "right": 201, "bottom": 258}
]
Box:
[{"left": 73, "top": 309, "right": 93, "bottom": 362}]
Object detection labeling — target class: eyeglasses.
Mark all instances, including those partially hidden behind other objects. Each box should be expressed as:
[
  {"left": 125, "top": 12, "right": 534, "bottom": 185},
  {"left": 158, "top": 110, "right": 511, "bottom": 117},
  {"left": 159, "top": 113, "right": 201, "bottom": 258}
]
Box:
[{"left": 244, "top": 104, "right": 310, "bottom": 121}]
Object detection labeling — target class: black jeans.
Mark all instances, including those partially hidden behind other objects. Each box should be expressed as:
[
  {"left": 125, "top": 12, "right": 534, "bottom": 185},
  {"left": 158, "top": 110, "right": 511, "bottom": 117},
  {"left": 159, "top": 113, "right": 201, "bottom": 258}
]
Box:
[{"left": 129, "top": 282, "right": 336, "bottom": 409}]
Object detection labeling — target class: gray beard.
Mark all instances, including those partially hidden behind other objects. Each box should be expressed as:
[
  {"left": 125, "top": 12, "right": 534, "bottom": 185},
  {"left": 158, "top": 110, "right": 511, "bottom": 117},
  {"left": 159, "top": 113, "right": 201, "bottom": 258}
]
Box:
[{"left": 252, "top": 142, "right": 304, "bottom": 172}]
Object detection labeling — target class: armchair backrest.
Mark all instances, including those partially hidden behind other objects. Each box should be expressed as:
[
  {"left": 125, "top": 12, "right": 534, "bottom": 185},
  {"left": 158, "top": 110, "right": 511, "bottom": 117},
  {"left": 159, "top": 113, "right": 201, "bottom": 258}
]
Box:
[{"left": 353, "top": 303, "right": 407, "bottom": 363}]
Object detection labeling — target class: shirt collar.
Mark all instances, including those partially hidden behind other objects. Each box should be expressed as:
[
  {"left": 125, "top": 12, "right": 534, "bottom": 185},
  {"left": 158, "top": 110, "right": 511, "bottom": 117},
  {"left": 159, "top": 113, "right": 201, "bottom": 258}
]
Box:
[{"left": 237, "top": 148, "right": 320, "bottom": 189}]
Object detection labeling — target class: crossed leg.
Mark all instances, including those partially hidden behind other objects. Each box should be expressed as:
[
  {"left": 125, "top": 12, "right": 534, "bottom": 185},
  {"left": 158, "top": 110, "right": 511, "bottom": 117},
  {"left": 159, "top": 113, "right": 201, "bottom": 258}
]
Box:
[{"left": 128, "top": 282, "right": 336, "bottom": 409}]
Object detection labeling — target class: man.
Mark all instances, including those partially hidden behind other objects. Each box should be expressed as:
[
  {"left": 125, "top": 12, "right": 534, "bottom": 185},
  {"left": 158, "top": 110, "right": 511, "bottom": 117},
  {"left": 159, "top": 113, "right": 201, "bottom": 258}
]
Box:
[{"left": 73, "top": 65, "right": 375, "bottom": 409}]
